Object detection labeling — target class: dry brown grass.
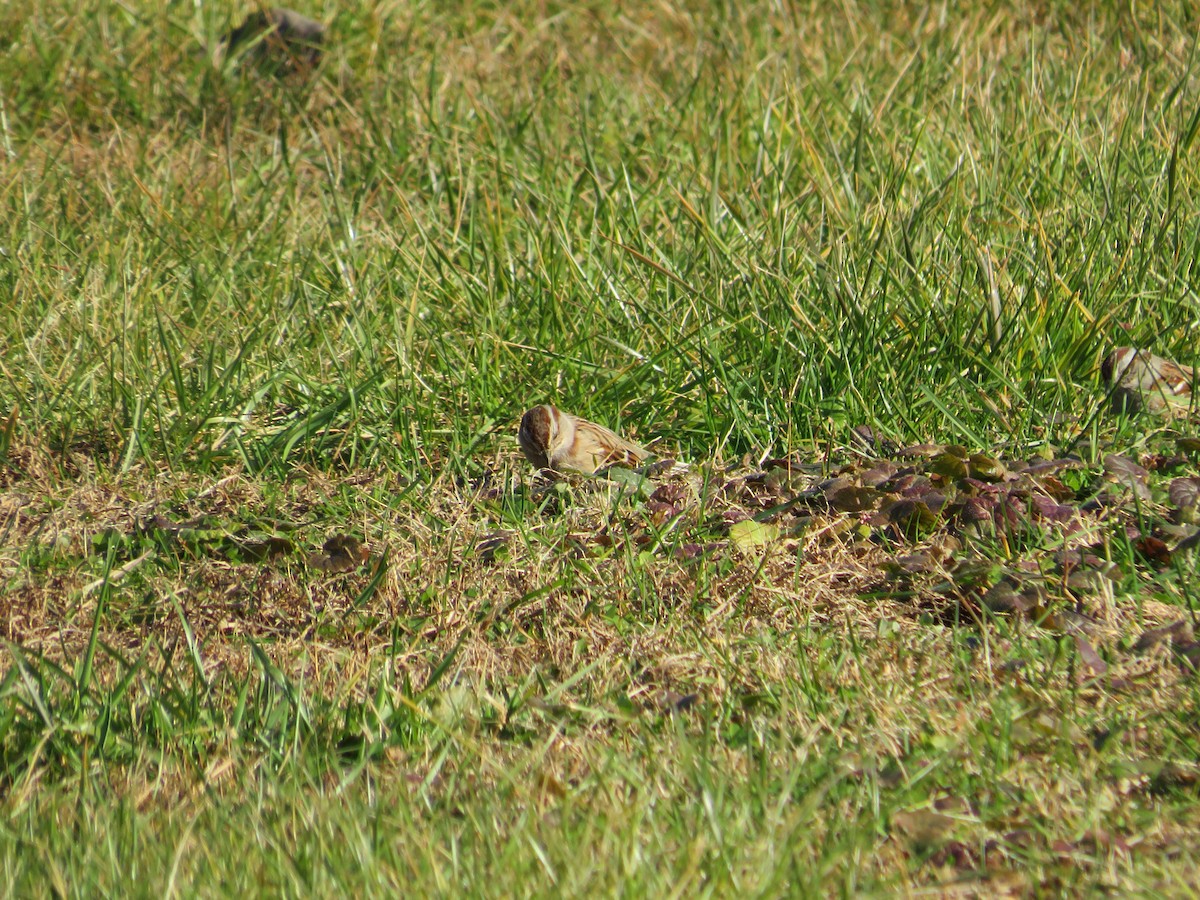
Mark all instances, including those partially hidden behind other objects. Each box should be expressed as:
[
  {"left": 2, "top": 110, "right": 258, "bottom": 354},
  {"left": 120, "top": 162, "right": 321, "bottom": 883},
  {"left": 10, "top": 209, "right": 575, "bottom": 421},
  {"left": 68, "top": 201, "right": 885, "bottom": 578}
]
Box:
[
  {"left": 4, "top": 428, "right": 1196, "bottom": 736},
  {"left": 4, "top": 424, "right": 1200, "bottom": 891}
]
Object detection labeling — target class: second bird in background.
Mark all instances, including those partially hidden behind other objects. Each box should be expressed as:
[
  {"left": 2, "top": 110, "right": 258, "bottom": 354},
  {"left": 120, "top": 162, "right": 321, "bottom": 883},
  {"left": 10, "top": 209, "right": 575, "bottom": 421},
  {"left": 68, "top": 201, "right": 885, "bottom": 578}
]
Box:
[
  {"left": 518, "top": 405, "right": 649, "bottom": 474},
  {"left": 1102, "top": 346, "right": 1196, "bottom": 414}
]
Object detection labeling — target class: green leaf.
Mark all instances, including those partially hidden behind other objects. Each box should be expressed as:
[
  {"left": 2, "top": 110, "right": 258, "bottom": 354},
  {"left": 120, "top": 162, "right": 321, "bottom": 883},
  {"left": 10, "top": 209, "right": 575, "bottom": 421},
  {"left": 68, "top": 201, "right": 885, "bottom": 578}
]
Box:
[{"left": 730, "top": 519, "right": 779, "bottom": 553}]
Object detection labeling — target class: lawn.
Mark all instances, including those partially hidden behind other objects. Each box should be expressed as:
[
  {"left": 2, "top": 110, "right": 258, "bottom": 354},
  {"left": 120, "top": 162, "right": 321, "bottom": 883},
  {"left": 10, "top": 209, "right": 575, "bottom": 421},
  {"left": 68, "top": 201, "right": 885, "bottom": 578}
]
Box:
[{"left": 2, "top": 0, "right": 1200, "bottom": 894}]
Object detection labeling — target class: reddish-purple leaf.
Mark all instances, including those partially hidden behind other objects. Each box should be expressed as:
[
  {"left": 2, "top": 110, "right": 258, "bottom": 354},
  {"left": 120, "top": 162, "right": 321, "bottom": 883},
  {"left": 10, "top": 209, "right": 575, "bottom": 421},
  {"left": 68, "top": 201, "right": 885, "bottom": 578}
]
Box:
[
  {"left": 674, "top": 542, "right": 724, "bottom": 561},
  {"left": 1037, "top": 474, "right": 1078, "bottom": 501},
  {"left": 1177, "top": 529, "right": 1200, "bottom": 552},
  {"left": 1074, "top": 635, "right": 1107, "bottom": 677},
  {"left": 912, "top": 491, "right": 944, "bottom": 515},
  {"left": 650, "top": 483, "right": 689, "bottom": 505},
  {"left": 983, "top": 580, "right": 1038, "bottom": 614},
  {"left": 861, "top": 462, "right": 899, "bottom": 487},
  {"left": 1133, "top": 620, "right": 1195, "bottom": 652},
  {"left": 1135, "top": 536, "right": 1172, "bottom": 566},
  {"left": 826, "top": 484, "right": 880, "bottom": 513},
  {"left": 1105, "top": 454, "right": 1151, "bottom": 499},
  {"left": 1169, "top": 477, "right": 1200, "bottom": 511},
  {"left": 818, "top": 474, "right": 856, "bottom": 495},
  {"left": 959, "top": 496, "right": 997, "bottom": 523},
  {"left": 644, "top": 500, "right": 682, "bottom": 523},
  {"left": 897, "top": 443, "right": 945, "bottom": 458},
  {"left": 1104, "top": 453, "right": 1148, "bottom": 479},
  {"left": 900, "top": 476, "right": 936, "bottom": 498},
  {"left": 875, "top": 499, "right": 939, "bottom": 537},
  {"left": 1022, "top": 458, "right": 1081, "bottom": 476},
  {"left": 1030, "top": 494, "right": 1077, "bottom": 522},
  {"left": 961, "top": 477, "right": 1003, "bottom": 495}
]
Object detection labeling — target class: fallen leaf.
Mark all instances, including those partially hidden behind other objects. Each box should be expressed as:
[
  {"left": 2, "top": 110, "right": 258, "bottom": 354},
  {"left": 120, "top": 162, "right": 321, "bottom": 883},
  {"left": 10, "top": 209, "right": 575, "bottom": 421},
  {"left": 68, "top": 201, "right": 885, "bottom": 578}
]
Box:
[
  {"left": 958, "top": 496, "right": 997, "bottom": 523},
  {"left": 818, "top": 473, "right": 855, "bottom": 494},
  {"left": 1133, "top": 620, "right": 1195, "bottom": 652},
  {"left": 874, "top": 498, "right": 939, "bottom": 538},
  {"left": 860, "top": 462, "right": 899, "bottom": 487},
  {"left": 897, "top": 443, "right": 946, "bottom": 459},
  {"left": 645, "top": 500, "right": 683, "bottom": 524},
  {"left": 1170, "top": 478, "right": 1200, "bottom": 524},
  {"left": 1104, "top": 454, "right": 1151, "bottom": 499},
  {"left": 983, "top": 578, "right": 1040, "bottom": 615},
  {"left": 850, "top": 425, "right": 897, "bottom": 456},
  {"left": 1036, "top": 474, "right": 1079, "bottom": 501},
  {"left": 968, "top": 453, "right": 1008, "bottom": 481},
  {"left": 826, "top": 484, "right": 880, "bottom": 512},
  {"left": 1074, "top": 635, "right": 1107, "bottom": 677},
  {"left": 652, "top": 691, "right": 699, "bottom": 715},
  {"left": 1030, "top": 494, "right": 1076, "bottom": 523},
  {"left": 1150, "top": 760, "right": 1200, "bottom": 792},
  {"left": 650, "top": 483, "right": 689, "bottom": 505},
  {"left": 730, "top": 519, "right": 779, "bottom": 552},
  {"left": 1177, "top": 529, "right": 1200, "bottom": 553},
  {"left": 891, "top": 808, "right": 959, "bottom": 847},
  {"left": 308, "top": 534, "right": 369, "bottom": 573},
  {"left": 931, "top": 452, "right": 970, "bottom": 479},
  {"left": 673, "top": 542, "right": 722, "bottom": 561},
  {"left": 884, "top": 473, "right": 922, "bottom": 494},
  {"left": 475, "top": 532, "right": 512, "bottom": 564},
  {"left": 1134, "top": 536, "right": 1172, "bottom": 566}
]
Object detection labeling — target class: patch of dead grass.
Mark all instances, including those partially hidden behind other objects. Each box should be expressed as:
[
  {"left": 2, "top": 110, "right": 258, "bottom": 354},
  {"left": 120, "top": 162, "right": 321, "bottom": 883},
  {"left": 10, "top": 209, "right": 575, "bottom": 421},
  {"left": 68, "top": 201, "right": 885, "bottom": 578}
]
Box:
[{"left": 3, "top": 428, "right": 1199, "bottom": 889}]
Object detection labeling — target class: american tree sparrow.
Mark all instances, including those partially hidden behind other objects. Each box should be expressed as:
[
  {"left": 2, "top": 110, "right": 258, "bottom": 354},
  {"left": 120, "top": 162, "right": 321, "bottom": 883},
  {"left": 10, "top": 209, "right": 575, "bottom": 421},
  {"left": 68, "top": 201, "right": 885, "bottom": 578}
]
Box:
[
  {"left": 1102, "top": 347, "right": 1195, "bottom": 413},
  {"left": 518, "top": 405, "right": 649, "bottom": 473}
]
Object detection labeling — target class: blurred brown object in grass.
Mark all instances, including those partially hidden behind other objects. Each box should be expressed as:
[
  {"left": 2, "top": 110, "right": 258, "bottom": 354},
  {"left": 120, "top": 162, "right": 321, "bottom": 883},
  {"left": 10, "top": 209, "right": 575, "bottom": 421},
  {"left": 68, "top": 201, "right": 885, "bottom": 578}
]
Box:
[{"left": 225, "top": 7, "right": 325, "bottom": 72}]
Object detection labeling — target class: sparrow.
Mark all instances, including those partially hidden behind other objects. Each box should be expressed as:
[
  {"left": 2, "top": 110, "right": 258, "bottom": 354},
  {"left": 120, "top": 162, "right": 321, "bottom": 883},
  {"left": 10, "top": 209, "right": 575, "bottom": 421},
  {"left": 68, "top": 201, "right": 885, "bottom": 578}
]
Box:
[
  {"left": 518, "top": 405, "right": 649, "bottom": 473},
  {"left": 1102, "top": 347, "right": 1195, "bottom": 414}
]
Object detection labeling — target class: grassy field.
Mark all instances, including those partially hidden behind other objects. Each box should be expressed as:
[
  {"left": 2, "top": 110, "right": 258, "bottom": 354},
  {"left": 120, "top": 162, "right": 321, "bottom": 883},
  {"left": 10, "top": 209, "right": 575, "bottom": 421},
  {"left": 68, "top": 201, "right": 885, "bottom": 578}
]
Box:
[{"left": 3, "top": 0, "right": 1200, "bottom": 894}]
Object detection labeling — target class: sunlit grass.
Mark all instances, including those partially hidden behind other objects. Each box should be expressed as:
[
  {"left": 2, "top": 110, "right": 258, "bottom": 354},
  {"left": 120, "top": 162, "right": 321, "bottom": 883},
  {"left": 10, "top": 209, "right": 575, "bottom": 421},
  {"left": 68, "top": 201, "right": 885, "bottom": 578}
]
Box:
[{"left": 2, "top": 0, "right": 1200, "bottom": 893}]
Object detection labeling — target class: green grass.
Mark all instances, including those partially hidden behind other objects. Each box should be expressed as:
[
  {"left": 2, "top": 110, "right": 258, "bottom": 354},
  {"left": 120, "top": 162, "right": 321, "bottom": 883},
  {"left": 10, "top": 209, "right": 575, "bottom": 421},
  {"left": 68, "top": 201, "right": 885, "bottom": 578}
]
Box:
[{"left": 3, "top": 0, "right": 1200, "bottom": 894}]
